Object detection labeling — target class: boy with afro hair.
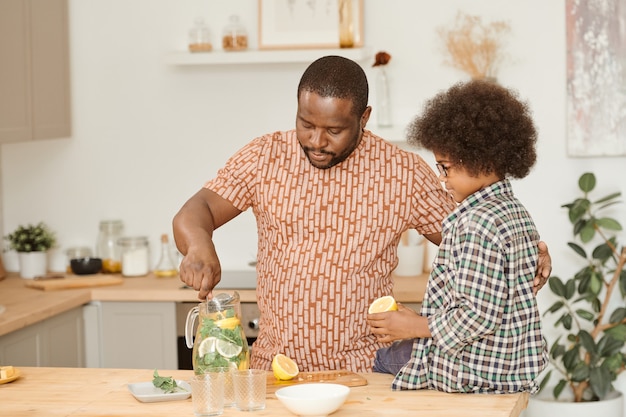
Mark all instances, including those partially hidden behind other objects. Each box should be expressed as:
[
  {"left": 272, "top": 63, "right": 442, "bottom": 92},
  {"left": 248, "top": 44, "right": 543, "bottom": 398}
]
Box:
[{"left": 368, "top": 79, "right": 548, "bottom": 393}]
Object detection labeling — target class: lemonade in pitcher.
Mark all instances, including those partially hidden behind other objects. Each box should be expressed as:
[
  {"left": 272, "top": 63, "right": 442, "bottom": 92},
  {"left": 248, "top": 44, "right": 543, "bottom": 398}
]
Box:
[{"left": 186, "top": 292, "right": 250, "bottom": 374}]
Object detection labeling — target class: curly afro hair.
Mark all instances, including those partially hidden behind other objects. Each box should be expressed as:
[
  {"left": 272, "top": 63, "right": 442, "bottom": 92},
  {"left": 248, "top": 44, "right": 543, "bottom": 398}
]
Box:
[{"left": 407, "top": 80, "right": 537, "bottom": 179}]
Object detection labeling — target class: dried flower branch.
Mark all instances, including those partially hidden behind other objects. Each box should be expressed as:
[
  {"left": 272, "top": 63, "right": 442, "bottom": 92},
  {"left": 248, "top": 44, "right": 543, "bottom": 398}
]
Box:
[
  {"left": 373, "top": 51, "right": 391, "bottom": 67},
  {"left": 438, "top": 12, "right": 511, "bottom": 79}
]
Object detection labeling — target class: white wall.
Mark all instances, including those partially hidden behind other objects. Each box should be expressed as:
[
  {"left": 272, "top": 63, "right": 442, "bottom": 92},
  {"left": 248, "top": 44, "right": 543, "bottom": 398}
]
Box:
[{"left": 2, "top": 1, "right": 626, "bottom": 290}]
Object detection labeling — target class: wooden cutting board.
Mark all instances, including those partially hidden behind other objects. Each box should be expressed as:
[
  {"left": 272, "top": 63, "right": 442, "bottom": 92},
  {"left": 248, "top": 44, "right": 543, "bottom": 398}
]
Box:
[
  {"left": 266, "top": 370, "right": 367, "bottom": 394},
  {"left": 24, "top": 275, "right": 124, "bottom": 291}
]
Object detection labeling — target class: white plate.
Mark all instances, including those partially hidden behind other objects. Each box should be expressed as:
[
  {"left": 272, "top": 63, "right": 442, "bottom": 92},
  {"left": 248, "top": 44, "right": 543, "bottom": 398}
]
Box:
[{"left": 127, "top": 380, "right": 191, "bottom": 403}]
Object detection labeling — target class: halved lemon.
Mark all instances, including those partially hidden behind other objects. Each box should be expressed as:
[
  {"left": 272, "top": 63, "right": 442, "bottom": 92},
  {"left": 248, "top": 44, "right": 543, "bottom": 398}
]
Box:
[
  {"left": 198, "top": 337, "right": 217, "bottom": 357},
  {"left": 272, "top": 354, "right": 299, "bottom": 381},
  {"left": 368, "top": 295, "right": 398, "bottom": 314},
  {"left": 216, "top": 339, "right": 243, "bottom": 358}
]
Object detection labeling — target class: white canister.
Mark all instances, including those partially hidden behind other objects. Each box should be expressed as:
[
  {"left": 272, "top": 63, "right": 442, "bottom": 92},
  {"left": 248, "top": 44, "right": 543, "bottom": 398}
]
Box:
[
  {"left": 395, "top": 230, "right": 426, "bottom": 276},
  {"left": 117, "top": 237, "right": 150, "bottom": 277}
]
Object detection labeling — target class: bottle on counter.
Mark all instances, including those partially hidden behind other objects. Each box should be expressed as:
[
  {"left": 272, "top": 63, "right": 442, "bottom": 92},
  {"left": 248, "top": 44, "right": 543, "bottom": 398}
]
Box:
[
  {"left": 96, "top": 220, "right": 124, "bottom": 273},
  {"left": 222, "top": 15, "right": 248, "bottom": 51},
  {"left": 154, "top": 234, "right": 178, "bottom": 278},
  {"left": 118, "top": 236, "right": 150, "bottom": 277}
]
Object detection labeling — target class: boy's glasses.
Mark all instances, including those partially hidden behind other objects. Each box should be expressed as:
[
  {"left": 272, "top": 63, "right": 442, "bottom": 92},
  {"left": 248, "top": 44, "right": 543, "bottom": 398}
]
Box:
[{"left": 435, "top": 163, "right": 451, "bottom": 177}]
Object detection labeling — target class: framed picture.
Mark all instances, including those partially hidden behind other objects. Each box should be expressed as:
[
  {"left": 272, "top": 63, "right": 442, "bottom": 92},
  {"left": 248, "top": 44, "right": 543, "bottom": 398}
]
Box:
[
  {"left": 566, "top": 0, "right": 626, "bottom": 156},
  {"left": 258, "top": 0, "right": 363, "bottom": 50}
]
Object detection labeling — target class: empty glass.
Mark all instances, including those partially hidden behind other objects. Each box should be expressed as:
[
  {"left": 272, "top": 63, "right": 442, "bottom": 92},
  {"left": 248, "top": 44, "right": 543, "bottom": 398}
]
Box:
[
  {"left": 232, "top": 369, "right": 266, "bottom": 411},
  {"left": 190, "top": 372, "right": 225, "bottom": 416}
]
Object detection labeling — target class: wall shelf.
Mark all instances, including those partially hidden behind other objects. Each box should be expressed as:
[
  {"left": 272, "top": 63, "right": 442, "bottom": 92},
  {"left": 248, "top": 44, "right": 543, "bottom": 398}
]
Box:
[{"left": 165, "top": 46, "right": 373, "bottom": 66}]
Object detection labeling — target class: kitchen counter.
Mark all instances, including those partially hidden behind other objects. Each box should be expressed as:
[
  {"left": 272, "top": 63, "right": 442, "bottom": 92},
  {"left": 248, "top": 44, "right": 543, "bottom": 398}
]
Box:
[
  {"left": 0, "top": 271, "right": 427, "bottom": 337},
  {"left": 0, "top": 367, "right": 529, "bottom": 416}
]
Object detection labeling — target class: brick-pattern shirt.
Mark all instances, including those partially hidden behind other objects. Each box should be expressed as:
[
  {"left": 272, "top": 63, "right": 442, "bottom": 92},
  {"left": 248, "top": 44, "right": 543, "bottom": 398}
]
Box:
[
  {"left": 205, "top": 130, "right": 455, "bottom": 372},
  {"left": 392, "top": 179, "right": 548, "bottom": 392}
]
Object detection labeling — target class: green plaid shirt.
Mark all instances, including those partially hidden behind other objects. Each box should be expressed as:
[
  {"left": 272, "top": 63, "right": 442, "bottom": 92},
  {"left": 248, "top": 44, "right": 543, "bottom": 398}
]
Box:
[{"left": 392, "top": 179, "right": 548, "bottom": 393}]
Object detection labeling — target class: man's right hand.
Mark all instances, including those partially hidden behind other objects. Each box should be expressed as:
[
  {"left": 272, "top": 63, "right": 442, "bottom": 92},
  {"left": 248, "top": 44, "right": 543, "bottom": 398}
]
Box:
[
  {"left": 172, "top": 188, "right": 243, "bottom": 300},
  {"left": 179, "top": 245, "right": 222, "bottom": 300}
]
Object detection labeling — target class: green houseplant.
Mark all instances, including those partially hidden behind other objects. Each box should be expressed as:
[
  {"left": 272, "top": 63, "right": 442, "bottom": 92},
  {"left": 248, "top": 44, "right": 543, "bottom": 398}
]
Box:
[
  {"left": 4, "top": 222, "right": 56, "bottom": 253},
  {"left": 541, "top": 172, "right": 626, "bottom": 403},
  {"left": 4, "top": 222, "right": 56, "bottom": 279}
]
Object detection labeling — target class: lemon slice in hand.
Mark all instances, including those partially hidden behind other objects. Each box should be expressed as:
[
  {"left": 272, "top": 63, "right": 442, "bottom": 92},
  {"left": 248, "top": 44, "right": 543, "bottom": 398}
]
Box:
[
  {"left": 216, "top": 339, "right": 243, "bottom": 358},
  {"left": 272, "top": 354, "right": 299, "bottom": 381},
  {"left": 368, "top": 295, "right": 398, "bottom": 314}
]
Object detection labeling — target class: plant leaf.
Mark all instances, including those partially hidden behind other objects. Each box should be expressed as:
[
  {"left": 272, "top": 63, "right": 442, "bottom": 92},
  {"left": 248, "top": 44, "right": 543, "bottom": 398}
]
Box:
[
  {"left": 595, "top": 217, "right": 622, "bottom": 231},
  {"left": 567, "top": 242, "right": 586, "bottom": 259},
  {"left": 589, "top": 366, "right": 611, "bottom": 400},
  {"left": 578, "top": 172, "right": 596, "bottom": 192},
  {"left": 570, "top": 362, "right": 590, "bottom": 382},
  {"left": 553, "top": 379, "right": 567, "bottom": 399},
  {"left": 597, "top": 334, "right": 624, "bottom": 356},
  {"left": 578, "top": 330, "right": 596, "bottom": 354},
  {"left": 605, "top": 324, "right": 626, "bottom": 342},
  {"left": 580, "top": 223, "right": 596, "bottom": 243},
  {"left": 592, "top": 243, "right": 614, "bottom": 262},
  {"left": 589, "top": 272, "right": 603, "bottom": 295},
  {"left": 575, "top": 309, "right": 595, "bottom": 321},
  {"left": 548, "top": 277, "right": 566, "bottom": 296},
  {"left": 544, "top": 301, "right": 564, "bottom": 315},
  {"left": 594, "top": 191, "right": 621, "bottom": 205},
  {"left": 609, "top": 307, "right": 626, "bottom": 324}
]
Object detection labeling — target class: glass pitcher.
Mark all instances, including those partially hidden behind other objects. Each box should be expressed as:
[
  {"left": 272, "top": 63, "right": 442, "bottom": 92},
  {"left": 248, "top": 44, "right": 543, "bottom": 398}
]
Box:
[{"left": 185, "top": 291, "right": 250, "bottom": 374}]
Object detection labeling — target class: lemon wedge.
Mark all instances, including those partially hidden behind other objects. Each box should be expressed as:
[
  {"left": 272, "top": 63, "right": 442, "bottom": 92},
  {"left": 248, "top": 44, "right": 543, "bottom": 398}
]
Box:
[
  {"left": 272, "top": 354, "right": 299, "bottom": 381},
  {"left": 368, "top": 295, "right": 398, "bottom": 314},
  {"left": 215, "top": 317, "right": 241, "bottom": 330}
]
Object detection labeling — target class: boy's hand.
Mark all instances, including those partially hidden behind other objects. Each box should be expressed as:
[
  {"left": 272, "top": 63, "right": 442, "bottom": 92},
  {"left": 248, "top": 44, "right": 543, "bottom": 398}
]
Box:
[{"left": 367, "top": 304, "right": 430, "bottom": 342}]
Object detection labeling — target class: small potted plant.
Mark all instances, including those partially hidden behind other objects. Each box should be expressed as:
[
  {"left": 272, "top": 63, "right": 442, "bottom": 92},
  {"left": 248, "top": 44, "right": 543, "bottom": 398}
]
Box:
[
  {"left": 4, "top": 222, "right": 56, "bottom": 279},
  {"left": 528, "top": 173, "right": 626, "bottom": 415}
]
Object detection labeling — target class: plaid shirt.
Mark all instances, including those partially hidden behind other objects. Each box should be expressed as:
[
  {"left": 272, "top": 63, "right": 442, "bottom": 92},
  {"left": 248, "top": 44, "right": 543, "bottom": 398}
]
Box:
[{"left": 392, "top": 179, "right": 548, "bottom": 393}]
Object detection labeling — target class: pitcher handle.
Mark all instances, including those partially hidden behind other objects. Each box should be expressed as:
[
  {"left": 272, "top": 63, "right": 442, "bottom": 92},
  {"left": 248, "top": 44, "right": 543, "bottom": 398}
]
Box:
[{"left": 185, "top": 305, "right": 199, "bottom": 349}]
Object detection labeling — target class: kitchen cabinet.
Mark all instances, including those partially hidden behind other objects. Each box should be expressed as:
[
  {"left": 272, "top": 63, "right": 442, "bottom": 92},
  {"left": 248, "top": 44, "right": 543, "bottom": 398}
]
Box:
[
  {"left": 84, "top": 301, "right": 177, "bottom": 370},
  {"left": 0, "top": 0, "right": 71, "bottom": 143},
  {"left": 0, "top": 307, "right": 84, "bottom": 367}
]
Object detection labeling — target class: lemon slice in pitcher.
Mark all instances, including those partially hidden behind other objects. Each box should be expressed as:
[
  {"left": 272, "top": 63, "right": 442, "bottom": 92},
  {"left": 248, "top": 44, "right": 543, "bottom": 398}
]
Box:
[
  {"left": 198, "top": 337, "right": 217, "bottom": 357},
  {"left": 216, "top": 339, "right": 242, "bottom": 358}
]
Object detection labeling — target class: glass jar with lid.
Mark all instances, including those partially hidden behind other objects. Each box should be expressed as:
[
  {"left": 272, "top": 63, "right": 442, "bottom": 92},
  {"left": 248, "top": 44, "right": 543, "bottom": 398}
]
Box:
[
  {"left": 96, "top": 220, "right": 123, "bottom": 273},
  {"left": 118, "top": 236, "right": 150, "bottom": 277},
  {"left": 188, "top": 17, "right": 212, "bottom": 52},
  {"left": 222, "top": 15, "right": 248, "bottom": 51}
]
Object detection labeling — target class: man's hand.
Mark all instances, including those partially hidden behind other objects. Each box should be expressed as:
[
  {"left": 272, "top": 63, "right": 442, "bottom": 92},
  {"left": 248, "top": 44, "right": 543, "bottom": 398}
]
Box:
[
  {"left": 178, "top": 245, "right": 221, "bottom": 300},
  {"left": 534, "top": 241, "right": 552, "bottom": 295}
]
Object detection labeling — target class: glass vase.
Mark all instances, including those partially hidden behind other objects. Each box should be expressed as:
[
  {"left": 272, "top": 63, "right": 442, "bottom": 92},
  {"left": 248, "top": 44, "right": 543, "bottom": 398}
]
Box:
[{"left": 376, "top": 67, "right": 392, "bottom": 127}]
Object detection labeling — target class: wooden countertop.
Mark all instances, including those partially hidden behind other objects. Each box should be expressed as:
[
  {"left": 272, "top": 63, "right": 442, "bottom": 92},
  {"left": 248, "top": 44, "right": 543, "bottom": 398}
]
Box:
[
  {"left": 0, "top": 272, "right": 427, "bottom": 337},
  {"left": 0, "top": 367, "right": 528, "bottom": 417}
]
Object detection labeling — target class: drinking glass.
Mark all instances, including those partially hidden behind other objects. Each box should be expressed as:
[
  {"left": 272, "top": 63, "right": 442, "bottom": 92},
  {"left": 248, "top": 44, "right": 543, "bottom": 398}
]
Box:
[
  {"left": 208, "top": 366, "right": 234, "bottom": 407},
  {"left": 233, "top": 369, "right": 266, "bottom": 411},
  {"left": 190, "top": 372, "right": 225, "bottom": 416}
]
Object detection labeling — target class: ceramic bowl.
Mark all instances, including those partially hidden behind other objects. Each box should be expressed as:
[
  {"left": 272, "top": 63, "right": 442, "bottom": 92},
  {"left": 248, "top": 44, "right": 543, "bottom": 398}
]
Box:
[
  {"left": 275, "top": 383, "right": 350, "bottom": 417},
  {"left": 70, "top": 257, "right": 102, "bottom": 275}
]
